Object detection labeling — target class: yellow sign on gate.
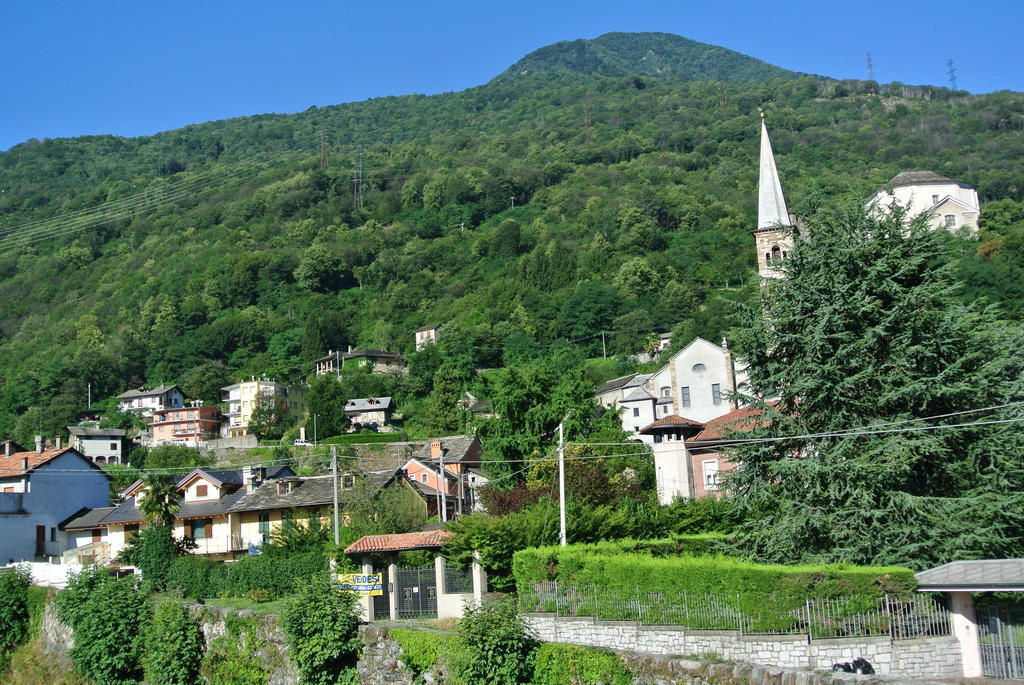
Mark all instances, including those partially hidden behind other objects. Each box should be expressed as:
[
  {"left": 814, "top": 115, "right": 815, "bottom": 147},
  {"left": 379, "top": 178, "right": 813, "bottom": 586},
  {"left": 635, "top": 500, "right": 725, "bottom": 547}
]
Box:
[{"left": 337, "top": 573, "right": 383, "bottom": 596}]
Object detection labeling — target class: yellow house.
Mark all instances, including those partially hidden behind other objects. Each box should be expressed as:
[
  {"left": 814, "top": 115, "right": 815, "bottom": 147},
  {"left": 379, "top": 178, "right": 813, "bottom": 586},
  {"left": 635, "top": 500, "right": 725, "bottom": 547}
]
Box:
[{"left": 220, "top": 379, "right": 305, "bottom": 438}]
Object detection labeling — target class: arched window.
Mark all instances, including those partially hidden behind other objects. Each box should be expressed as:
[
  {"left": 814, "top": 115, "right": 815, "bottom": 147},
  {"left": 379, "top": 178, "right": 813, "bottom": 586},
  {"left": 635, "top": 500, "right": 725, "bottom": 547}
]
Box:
[
  {"left": 771, "top": 245, "right": 782, "bottom": 261},
  {"left": 692, "top": 363, "right": 706, "bottom": 373}
]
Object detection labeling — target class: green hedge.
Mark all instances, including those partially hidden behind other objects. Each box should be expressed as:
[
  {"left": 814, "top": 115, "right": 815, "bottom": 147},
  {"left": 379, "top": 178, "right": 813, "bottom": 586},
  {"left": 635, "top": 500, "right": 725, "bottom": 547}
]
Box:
[
  {"left": 531, "top": 643, "right": 632, "bottom": 685},
  {"left": 320, "top": 432, "right": 409, "bottom": 445},
  {"left": 513, "top": 545, "right": 915, "bottom": 632},
  {"left": 168, "top": 552, "right": 328, "bottom": 599},
  {"left": 390, "top": 629, "right": 465, "bottom": 678}
]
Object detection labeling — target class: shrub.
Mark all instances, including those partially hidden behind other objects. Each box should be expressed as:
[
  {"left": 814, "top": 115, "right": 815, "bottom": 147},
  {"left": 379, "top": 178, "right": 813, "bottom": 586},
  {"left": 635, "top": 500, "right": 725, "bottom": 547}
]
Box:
[
  {"left": 280, "top": 574, "right": 362, "bottom": 685},
  {"left": 201, "top": 614, "right": 272, "bottom": 685},
  {"left": 458, "top": 597, "right": 537, "bottom": 684},
  {"left": 0, "top": 567, "right": 31, "bottom": 653},
  {"left": 26, "top": 586, "right": 52, "bottom": 640},
  {"left": 167, "top": 555, "right": 219, "bottom": 599},
  {"left": 67, "top": 576, "right": 149, "bottom": 685},
  {"left": 531, "top": 643, "right": 632, "bottom": 685},
  {"left": 58, "top": 565, "right": 113, "bottom": 630},
  {"left": 320, "top": 432, "right": 408, "bottom": 445},
  {"left": 135, "top": 525, "right": 183, "bottom": 589},
  {"left": 390, "top": 628, "right": 465, "bottom": 678},
  {"left": 167, "top": 551, "right": 328, "bottom": 600},
  {"left": 513, "top": 546, "right": 916, "bottom": 632},
  {"left": 144, "top": 602, "right": 204, "bottom": 685}
]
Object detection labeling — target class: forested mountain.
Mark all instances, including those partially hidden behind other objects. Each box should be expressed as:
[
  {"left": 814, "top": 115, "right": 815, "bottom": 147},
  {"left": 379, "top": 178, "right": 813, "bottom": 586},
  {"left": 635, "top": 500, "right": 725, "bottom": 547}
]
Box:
[
  {"left": 1, "top": 32, "right": 1023, "bottom": 443},
  {"left": 493, "top": 31, "right": 805, "bottom": 82}
]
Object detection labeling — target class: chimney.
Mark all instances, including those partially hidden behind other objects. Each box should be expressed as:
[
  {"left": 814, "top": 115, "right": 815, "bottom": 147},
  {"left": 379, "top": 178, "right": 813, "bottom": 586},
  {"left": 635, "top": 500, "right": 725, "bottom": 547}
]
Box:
[
  {"left": 21, "top": 456, "right": 29, "bottom": 472},
  {"left": 430, "top": 440, "right": 443, "bottom": 461},
  {"left": 347, "top": 345, "right": 352, "bottom": 353},
  {"left": 34, "top": 435, "right": 43, "bottom": 453},
  {"left": 55, "top": 436, "right": 62, "bottom": 449},
  {"left": 4, "top": 441, "right": 10, "bottom": 458}
]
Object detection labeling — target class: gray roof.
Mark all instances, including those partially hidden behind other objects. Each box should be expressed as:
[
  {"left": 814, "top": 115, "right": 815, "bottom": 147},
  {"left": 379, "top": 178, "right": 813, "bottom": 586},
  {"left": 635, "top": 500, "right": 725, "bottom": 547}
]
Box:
[
  {"left": 117, "top": 384, "right": 181, "bottom": 400},
  {"left": 415, "top": 435, "right": 481, "bottom": 465},
  {"left": 916, "top": 560, "right": 1024, "bottom": 592},
  {"left": 101, "top": 490, "right": 250, "bottom": 525},
  {"left": 621, "top": 386, "right": 655, "bottom": 402},
  {"left": 888, "top": 171, "right": 956, "bottom": 187},
  {"left": 342, "top": 349, "right": 404, "bottom": 361},
  {"left": 68, "top": 426, "right": 126, "bottom": 438},
  {"left": 61, "top": 507, "right": 117, "bottom": 530},
  {"left": 344, "top": 397, "right": 393, "bottom": 412},
  {"left": 227, "top": 471, "right": 396, "bottom": 514},
  {"left": 595, "top": 373, "right": 639, "bottom": 396}
]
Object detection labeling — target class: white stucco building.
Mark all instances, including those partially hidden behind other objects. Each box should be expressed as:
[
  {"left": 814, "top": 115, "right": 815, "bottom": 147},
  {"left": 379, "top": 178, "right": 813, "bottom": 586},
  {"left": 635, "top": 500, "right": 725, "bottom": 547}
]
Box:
[
  {"left": 117, "top": 384, "right": 185, "bottom": 418},
  {"left": 866, "top": 171, "right": 980, "bottom": 234},
  {"left": 0, "top": 440, "right": 110, "bottom": 564},
  {"left": 67, "top": 426, "right": 127, "bottom": 465}
]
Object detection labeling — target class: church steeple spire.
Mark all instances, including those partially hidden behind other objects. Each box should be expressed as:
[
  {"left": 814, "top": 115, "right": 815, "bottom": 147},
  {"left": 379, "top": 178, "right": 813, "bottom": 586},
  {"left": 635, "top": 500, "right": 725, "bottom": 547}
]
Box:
[{"left": 754, "top": 115, "right": 795, "bottom": 279}]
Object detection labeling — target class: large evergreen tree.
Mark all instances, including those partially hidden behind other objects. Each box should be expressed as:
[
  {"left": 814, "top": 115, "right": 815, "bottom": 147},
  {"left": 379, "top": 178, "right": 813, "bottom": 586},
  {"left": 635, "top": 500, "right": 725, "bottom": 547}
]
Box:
[{"left": 728, "top": 202, "right": 1024, "bottom": 568}]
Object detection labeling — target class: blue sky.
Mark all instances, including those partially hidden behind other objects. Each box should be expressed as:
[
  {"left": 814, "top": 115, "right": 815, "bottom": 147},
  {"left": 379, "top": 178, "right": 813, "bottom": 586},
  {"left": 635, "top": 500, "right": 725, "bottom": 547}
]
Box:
[{"left": 2, "top": 0, "right": 1021, "bottom": 151}]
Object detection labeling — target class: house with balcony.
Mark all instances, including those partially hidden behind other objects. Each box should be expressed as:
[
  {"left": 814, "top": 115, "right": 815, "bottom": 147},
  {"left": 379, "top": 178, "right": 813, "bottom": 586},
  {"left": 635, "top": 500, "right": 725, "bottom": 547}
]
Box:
[
  {"left": 341, "top": 348, "right": 406, "bottom": 375},
  {"left": 0, "top": 439, "right": 110, "bottom": 564},
  {"left": 220, "top": 378, "right": 305, "bottom": 438},
  {"left": 117, "top": 385, "right": 184, "bottom": 418},
  {"left": 401, "top": 435, "right": 487, "bottom": 516},
  {"left": 151, "top": 403, "right": 222, "bottom": 447},
  {"left": 67, "top": 426, "right": 127, "bottom": 465}
]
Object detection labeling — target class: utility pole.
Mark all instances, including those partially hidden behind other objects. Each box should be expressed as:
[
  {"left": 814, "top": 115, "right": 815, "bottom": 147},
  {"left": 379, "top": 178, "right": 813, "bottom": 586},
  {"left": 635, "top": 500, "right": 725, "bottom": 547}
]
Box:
[
  {"left": 601, "top": 332, "right": 606, "bottom": 359},
  {"left": 439, "top": 449, "right": 448, "bottom": 523},
  {"left": 319, "top": 129, "right": 328, "bottom": 169},
  {"left": 866, "top": 52, "right": 875, "bottom": 82},
  {"left": 313, "top": 414, "right": 318, "bottom": 446},
  {"left": 353, "top": 146, "right": 365, "bottom": 210},
  {"left": 87, "top": 382, "right": 91, "bottom": 408},
  {"left": 558, "top": 421, "right": 567, "bottom": 547},
  {"left": 331, "top": 446, "right": 340, "bottom": 546}
]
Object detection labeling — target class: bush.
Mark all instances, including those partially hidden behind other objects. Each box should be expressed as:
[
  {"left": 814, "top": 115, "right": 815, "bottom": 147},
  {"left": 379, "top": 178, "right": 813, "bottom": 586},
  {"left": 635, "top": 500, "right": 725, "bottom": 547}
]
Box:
[
  {"left": 57, "top": 565, "right": 113, "bottom": 630},
  {"left": 513, "top": 546, "right": 916, "bottom": 632},
  {"left": 320, "top": 432, "right": 408, "bottom": 445},
  {"left": 391, "top": 629, "right": 465, "bottom": 678},
  {"left": 26, "top": 586, "right": 52, "bottom": 640},
  {"left": 201, "top": 614, "right": 273, "bottom": 685},
  {"left": 531, "top": 643, "right": 632, "bottom": 685},
  {"left": 458, "top": 597, "right": 537, "bottom": 684},
  {"left": 144, "top": 602, "right": 204, "bottom": 685},
  {"left": 0, "top": 567, "right": 30, "bottom": 652},
  {"left": 167, "top": 555, "right": 219, "bottom": 599},
  {"left": 67, "top": 576, "right": 149, "bottom": 685},
  {"left": 135, "top": 525, "right": 182, "bottom": 590},
  {"left": 280, "top": 574, "right": 362, "bottom": 685},
  {"left": 167, "top": 552, "right": 328, "bottom": 599}
]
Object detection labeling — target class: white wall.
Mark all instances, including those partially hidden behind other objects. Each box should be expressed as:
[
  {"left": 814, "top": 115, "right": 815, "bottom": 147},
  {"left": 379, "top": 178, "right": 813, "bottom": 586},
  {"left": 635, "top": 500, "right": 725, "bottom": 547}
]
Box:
[{"left": 653, "top": 440, "right": 692, "bottom": 504}]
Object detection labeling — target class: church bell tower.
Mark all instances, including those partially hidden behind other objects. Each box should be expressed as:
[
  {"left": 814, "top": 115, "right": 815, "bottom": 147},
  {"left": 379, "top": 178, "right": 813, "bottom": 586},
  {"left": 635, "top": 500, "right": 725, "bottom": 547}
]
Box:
[{"left": 754, "top": 116, "right": 795, "bottom": 279}]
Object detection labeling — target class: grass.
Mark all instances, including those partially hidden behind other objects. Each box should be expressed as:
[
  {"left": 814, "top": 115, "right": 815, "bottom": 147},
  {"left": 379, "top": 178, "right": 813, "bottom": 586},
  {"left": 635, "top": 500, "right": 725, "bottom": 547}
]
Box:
[{"left": 202, "top": 597, "right": 290, "bottom": 615}]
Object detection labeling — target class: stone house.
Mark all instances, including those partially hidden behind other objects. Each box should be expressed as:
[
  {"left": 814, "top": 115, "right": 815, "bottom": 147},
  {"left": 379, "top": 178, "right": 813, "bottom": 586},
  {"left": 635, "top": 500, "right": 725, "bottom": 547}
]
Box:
[
  {"left": 344, "top": 397, "right": 394, "bottom": 430},
  {"left": 67, "top": 426, "right": 127, "bottom": 465}
]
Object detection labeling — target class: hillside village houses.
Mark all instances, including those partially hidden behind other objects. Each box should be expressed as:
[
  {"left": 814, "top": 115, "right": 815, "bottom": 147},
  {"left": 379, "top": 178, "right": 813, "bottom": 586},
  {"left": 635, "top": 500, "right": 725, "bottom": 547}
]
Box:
[
  {"left": 866, "top": 170, "right": 981, "bottom": 234},
  {"left": 67, "top": 426, "right": 127, "bottom": 465},
  {"left": 401, "top": 435, "right": 488, "bottom": 518},
  {"left": 116, "top": 384, "right": 184, "bottom": 418},
  {"left": 151, "top": 402, "right": 221, "bottom": 447},
  {"left": 221, "top": 378, "right": 305, "bottom": 438},
  {"left": 0, "top": 439, "right": 110, "bottom": 564},
  {"left": 344, "top": 396, "right": 394, "bottom": 430}
]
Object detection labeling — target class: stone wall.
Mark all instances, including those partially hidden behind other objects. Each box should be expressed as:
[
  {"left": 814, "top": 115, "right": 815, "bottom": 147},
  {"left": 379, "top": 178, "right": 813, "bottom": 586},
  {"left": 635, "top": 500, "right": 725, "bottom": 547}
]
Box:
[
  {"left": 357, "top": 625, "right": 417, "bottom": 684},
  {"left": 525, "top": 614, "right": 963, "bottom": 680}
]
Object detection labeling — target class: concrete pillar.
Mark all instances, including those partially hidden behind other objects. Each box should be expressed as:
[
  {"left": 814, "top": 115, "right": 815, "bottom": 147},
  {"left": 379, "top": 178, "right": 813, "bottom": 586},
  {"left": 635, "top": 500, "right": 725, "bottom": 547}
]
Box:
[
  {"left": 949, "top": 591, "right": 982, "bottom": 677},
  {"left": 472, "top": 550, "right": 487, "bottom": 604},
  {"left": 434, "top": 552, "right": 446, "bottom": 598},
  {"left": 360, "top": 556, "right": 374, "bottom": 622},
  {"left": 388, "top": 553, "right": 399, "bottom": 621}
]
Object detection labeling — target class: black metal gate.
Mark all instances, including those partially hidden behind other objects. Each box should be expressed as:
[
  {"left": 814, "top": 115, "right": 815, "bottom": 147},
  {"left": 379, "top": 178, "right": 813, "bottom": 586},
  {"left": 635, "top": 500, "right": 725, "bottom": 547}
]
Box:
[
  {"left": 394, "top": 566, "right": 437, "bottom": 619},
  {"left": 373, "top": 566, "right": 390, "bottom": 620},
  {"left": 978, "top": 605, "right": 1024, "bottom": 679}
]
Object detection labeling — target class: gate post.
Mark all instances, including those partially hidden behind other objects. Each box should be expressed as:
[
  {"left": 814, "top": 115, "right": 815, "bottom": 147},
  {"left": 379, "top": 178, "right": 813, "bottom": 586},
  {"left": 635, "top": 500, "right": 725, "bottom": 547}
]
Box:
[
  {"left": 360, "top": 556, "right": 375, "bottom": 622},
  {"left": 388, "top": 552, "right": 399, "bottom": 621},
  {"left": 434, "top": 552, "right": 449, "bottom": 618},
  {"left": 949, "top": 591, "right": 982, "bottom": 677},
  {"left": 472, "top": 550, "right": 487, "bottom": 604}
]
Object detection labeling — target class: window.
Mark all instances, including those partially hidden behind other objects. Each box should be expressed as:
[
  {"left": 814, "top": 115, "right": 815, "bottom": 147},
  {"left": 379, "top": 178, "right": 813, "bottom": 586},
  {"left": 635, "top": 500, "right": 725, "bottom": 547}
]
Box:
[
  {"left": 653, "top": 434, "right": 663, "bottom": 444},
  {"left": 632, "top": 407, "right": 640, "bottom": 417},
  {"left": 110, "top": 442, "right": 118, "bottom": 451},
  {"left": 703, "top": 460, "right": 720, "bottom": 490},
  {"left": 258, "top": 512, "right": 270, "bottom": 535},
  {"left": 50, "top": 527, "right": 56, "bottom": 542},
  {"left": 944, "top": 214, "right": 956, "bottom": 228},
  {"left": 341, "top": 474, "right": 356, "bottom": 489},
  {"left": 420, "top": 473, "right": 428, "bottom": 484},
  {"left": 195, "top": 484, "right": 208, "bottom": 498},
  {"left": 660, "top": 387, "right": 671, "bottom": 397},
  {"left": 681, "top": 387, "right": 691, "bottom": 408},
  {"left": 771, "top": 245, "right": 782, "bottom": 261},
  {"left": 191, "top": 518, "right": 212, "bottom": 539},
  {"left": 712, "top": 383, "right": 722, "bottom": 405},
  {"left": 691, "top": 363, "right": 706, "bottom": 374}
]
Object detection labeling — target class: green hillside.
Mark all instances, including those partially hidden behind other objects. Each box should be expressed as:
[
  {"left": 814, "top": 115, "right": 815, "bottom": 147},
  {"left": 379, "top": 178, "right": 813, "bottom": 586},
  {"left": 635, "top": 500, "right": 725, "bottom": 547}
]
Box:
[
  {"left": 0, "top": 32, "right": 1023, "bottom": 444},
  {"left": 494, "top": 31, "right": 806, "bottom": 82}
]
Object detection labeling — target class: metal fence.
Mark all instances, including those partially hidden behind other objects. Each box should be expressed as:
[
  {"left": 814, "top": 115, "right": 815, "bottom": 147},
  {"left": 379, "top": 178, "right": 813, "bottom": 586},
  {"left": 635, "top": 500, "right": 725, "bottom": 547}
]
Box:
[
  {"left": 444, "top": 565, "right": 473, "bottom": 594},
  {"left": 521, "top": 582, "right": 951, "bottom": 641},
  {"left": 978, "top": 605, "right": 1024, "bottom": 679}
]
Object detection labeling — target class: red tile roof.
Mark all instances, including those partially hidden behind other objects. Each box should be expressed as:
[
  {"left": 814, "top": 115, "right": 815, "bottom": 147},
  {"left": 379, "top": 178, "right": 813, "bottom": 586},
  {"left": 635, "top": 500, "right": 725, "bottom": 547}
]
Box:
[
  {"left": 344, "top": 529, "right": 453, "bottom": 555},
  {"left": 639, "top": 415, "right": 704, "bottom": 433},
  {"left": 688, "top": 405, "right": 768, "bottom": 443},
  {"left": 0, "top": 447, "right": 82, "bottom": 478}
]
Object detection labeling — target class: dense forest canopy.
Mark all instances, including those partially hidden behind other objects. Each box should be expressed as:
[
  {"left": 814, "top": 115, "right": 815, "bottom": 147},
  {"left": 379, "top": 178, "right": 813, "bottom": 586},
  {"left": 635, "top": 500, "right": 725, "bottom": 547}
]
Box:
[{"left": 1, "top": 32, "right": 1023, "bottom": 443}]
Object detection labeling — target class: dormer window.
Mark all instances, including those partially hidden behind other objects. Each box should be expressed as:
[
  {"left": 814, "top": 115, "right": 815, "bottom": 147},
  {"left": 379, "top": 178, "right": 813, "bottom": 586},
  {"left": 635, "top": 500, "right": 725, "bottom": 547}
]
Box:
[
  {"left": 341, "top": 474, "right": 356, "bottom": 490},
  {"left": 277, "top": 481, "right": 294, "bottom": 495}
]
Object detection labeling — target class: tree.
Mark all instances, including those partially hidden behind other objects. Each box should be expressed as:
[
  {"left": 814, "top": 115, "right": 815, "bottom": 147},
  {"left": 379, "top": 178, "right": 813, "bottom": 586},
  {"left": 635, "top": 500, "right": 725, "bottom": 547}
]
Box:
[
  {"left": 144, "top": 602, "right": 205, "bottom": 685},
  {"left": 306, "top": 374, "right": 350, "bottom": 438},
  {"left": 180, "top": 361, "right": 232, "bottom": 404},
  {"left": 423, "top": 362, "right": 471, "bottom": 432},
  {"left": 727, "top": 202, "right": 1024, "bottom": 568},
  {"left": 139, "top": 474, "right": 181, "bottom": 528},
  {"left": 280, "top": 574, "right": 362, "bottom": 685},
  {"left": 344, "top": 479, "right": 428, "bottom": 537},
  {"left": 248, "top": 394, "right": 293, "bottom": 441}
]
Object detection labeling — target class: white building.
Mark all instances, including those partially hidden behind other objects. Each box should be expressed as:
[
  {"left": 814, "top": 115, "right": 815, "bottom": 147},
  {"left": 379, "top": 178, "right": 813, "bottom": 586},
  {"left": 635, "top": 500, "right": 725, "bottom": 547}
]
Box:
[
  {"left": 866, "top": 171, "right": 980, "bottom": 234},
  {"left": 596, "top": 337, "right": 748, "bottom": 444},
  {"left": 67, "top": 426, "right": 127, "bottom": 465},
  {"left": 116, "top": 384, "right": 184, "bottom": 418},
  {"left": 415, "top": 325, "right": 441, "bottom": 350},
  {"left": 0, "top": 440, "right": 110, "bottom": 564}
]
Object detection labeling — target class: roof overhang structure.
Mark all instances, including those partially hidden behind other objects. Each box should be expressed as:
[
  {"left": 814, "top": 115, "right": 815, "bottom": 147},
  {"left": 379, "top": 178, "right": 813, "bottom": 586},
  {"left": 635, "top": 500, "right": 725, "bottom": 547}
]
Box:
[{"left": 916, "top": 559, "right": 1024, "bottom": 593}]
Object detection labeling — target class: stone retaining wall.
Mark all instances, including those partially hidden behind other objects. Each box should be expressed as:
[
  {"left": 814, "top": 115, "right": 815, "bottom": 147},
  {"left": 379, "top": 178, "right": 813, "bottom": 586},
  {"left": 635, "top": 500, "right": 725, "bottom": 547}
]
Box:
[{"left": 525, "top": 614, "right": 963, "bottom": 680}]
